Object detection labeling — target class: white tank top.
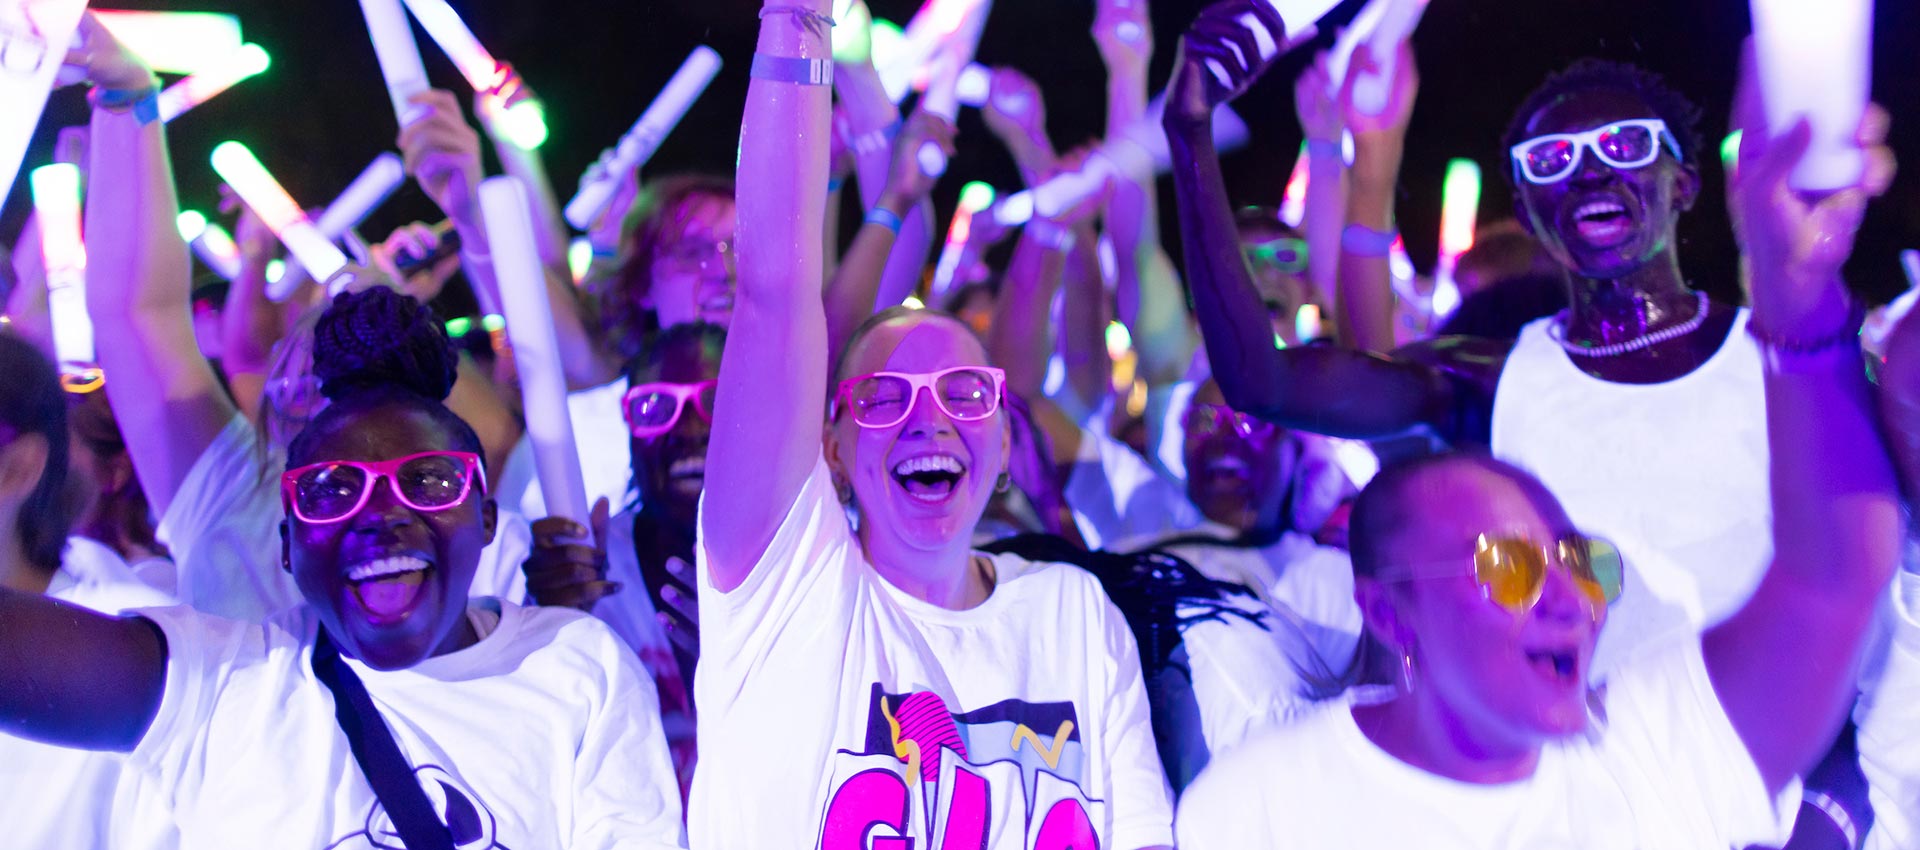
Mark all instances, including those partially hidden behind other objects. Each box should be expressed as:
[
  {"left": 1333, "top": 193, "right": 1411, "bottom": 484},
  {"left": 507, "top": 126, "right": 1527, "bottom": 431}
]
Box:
[{"left": 1492, "top": 309, "right": 1772, "bottom": 671}]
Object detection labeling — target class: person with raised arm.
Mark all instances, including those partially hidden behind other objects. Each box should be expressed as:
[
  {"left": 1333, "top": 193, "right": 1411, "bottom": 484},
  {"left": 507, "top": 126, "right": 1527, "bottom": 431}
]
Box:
[
  {"left": 1174, "top": 15, "right": 1900, "bottom": 845},
  {"left": 690, "top": 3, "right": 1174, "bottom": 847}
]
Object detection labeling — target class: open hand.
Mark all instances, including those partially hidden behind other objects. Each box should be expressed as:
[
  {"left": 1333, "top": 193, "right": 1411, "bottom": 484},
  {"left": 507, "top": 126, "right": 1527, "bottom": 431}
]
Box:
[
  {"left": 1338, "top": 42, "right": 1418, "bottom": 139},
  {"left": 1164, "top": 0, "right": 1287, "bottom": 130},
  {"left": 61, "top": 13, "right": 156, "bottom": 92},
  {"left": 1093, "top": 0, "right": 1154, "bottom": 75},
  {"left": 878, "top": 108, "right": 958, "bottom": 213},
  {"left": 1294, "top": 51, "right": 1343, "bottom": 145}
]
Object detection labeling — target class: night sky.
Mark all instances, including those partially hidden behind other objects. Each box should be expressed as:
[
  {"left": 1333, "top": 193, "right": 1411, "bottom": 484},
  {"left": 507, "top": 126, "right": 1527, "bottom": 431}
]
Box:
[{"left": 9, "top": 0, "right": 1918, "bottom": 305}]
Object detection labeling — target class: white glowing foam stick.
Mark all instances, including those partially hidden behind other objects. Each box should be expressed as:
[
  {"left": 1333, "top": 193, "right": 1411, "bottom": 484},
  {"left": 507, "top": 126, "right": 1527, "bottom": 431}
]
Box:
[
  {"left": 564, "top": 46, "right": 723, "bottom": 230},
  {"left": 1326, "top": 0, "right": 1429, "bottom": 116},
  {"left": 358, "top": 0, "right": 432, "bottom": 126},
  {"left": 400, "top": 0, "right": 507, "bottom": 91},
  {"left": 917, "top": 0, "right": 993, "bottom": 177},
  {"left": 877, "top": 0, "right": 987, "bottom": 101},
  {"left": 0, "top": 0, "right": 88, "bottom": 206},
  {"left": 274, "top": 153, "right": 408, "bottom": 295},
  {"left": 92, "top": 11, "right": 241, "bottom": 75},
  {"left": 992, "top": 101, "right": 1249, "bottom": 227},
  {"left": 154, "top": 43, "right": 270, "bottom": 124},
  {"left": 210, "top": 142, "right": 348, "bottom": 298},
  {"left": 954, "top": 62, "right": 991, "bottom": 107},
  {"left": 481, "top": 176, "right": 592, "bottom": 529},
  {"left": 1750, "top": 0, "right": 1872, "bottom": 190},
  {"left": 1202, "top": 0, "right": 1340, "bottom": 90},
  {"left": 30, "top": 164, "right": 96, "bottom": 378},
  {"left": 195, "top": 223, "right": 244, "bottom": 281}
]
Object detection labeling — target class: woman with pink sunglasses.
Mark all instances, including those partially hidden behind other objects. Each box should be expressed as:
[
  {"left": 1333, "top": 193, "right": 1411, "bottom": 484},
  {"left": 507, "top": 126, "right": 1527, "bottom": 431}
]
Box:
[{"left": 687, "top": 3, "right": 1174, "bottom": 848}]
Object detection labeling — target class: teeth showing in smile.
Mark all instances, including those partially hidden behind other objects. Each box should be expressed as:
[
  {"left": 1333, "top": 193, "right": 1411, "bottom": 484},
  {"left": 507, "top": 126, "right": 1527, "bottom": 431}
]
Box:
[
  {"left": 670, "top": 456, "right": 706, "bottom": 479},
  {"left": 1575, "top": 199, "right": 1627, "bottom": 221},
  {"left": 893, "top": 455, "right": 964, "bottom": 476},
  {"left": 892, "top": 454, "right": 966, "bottom": 502},
  {"left": 347, "top": 555, "right": 431, "bottom": 584}
]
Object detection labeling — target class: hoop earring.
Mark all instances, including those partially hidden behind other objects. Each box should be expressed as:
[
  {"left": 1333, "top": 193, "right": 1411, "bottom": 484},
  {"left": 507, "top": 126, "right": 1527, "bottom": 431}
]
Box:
[{"left": 994, "top": 470, "right": 1012, "bottom": 493}]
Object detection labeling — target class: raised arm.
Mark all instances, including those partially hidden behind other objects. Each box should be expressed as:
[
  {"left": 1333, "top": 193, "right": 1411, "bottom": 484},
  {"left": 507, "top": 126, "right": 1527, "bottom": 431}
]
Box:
[
  {"left": 1097, "top": 0, "right": 1198, "bottom": 389},
  {"left": 990, "top": 224, "right": 1086, "bottom": 466},
  {"left": 831, "top": 47, "right": 936, "bottom": 313},
  {"left": 1334, "top": 44, "right": 1417, "bottom": 353},
  {"left": 1294, "top": 53, "right": 1346, "bottom": 338},
  {"left": 824, "top": 108, "right": 954, "bottom": 363},
  {"left": 702, "top": 1, "right": 834, "bottom": 589},
  {"left": 78, "top": 15, "right": 237, "bottom": 519},
  {"left": 1703, "top": 59, "right": 1901, "bottom": 794},
  {"left": 1161, "top": 1, "right": 1458, "bottom": 441}
]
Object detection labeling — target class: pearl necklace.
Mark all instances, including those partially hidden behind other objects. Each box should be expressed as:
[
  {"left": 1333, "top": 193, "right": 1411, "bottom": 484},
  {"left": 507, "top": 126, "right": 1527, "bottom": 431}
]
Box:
[{"left": 1551, "top": 292, "right": 1709, "bottom": 358}]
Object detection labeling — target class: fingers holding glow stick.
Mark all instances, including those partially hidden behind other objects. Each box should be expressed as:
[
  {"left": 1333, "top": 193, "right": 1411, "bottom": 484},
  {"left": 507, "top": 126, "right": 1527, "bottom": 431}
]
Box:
[
  {"left": 153, "top": 43, "right": 271, "bottom": 125},
  {"left": 358, "top": 0, "right": 433, "bottom": 126},
  {"left": 992, "top": 102, "right": 1249, "bottom": 227},
  {"left": 480, "top": 176, "right": 593, "bottom": 531},
  {"left": 30, "top": 163, "right": 100, "bottom": 391},
  {"left": 210, "top": 142, "right": 348, "bottom": 300},
  {"left": 400, "top": 0, "right": 505, "bottom": 90},
  {"left": 1326, "top": 0, "right": 1429, "bottom": 116},
  {"left": 564, "top": 46, "right": 724, "bottom": 230},
  {"left": 915, "top": 0, "right": 993, "bottom": 177}
]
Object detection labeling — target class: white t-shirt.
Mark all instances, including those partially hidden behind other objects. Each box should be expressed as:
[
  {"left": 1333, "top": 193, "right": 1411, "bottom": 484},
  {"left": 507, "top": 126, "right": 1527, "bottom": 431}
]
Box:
[
  {"left": 0, "top": 538, "right": 179, "bottom": 850},
  {"left": 495, "top": 376, "right": 635, "bottom": 521},
  {"left": 1859, "top": 568, "right": 1920, "bottom": 850},
  {"left": 1175, "top": 641, "right": 1796, "bottom": 849},
  {"left": 156, "top": 413, "right": 531, "bottom": 622},
  {"left": 115, "top": 599, "right": 683, "bottom": 849},
  {"left": 1492, "top": 310, "right": 1770, "bottom": 662},
  {"left": 690, "top": 457, "right": 1175, "bottom": 850}
]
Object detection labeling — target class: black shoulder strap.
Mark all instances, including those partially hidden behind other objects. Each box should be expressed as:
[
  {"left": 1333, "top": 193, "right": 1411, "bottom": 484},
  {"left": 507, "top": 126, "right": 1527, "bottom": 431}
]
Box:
[{"left": 310, "top": 631, "right": 455, "bottom": 850}]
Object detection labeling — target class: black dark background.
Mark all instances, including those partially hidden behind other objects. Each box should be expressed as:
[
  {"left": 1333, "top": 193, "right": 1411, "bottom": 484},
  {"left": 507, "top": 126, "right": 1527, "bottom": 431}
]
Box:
[{"left": 8, "top": 0, "right": 1917, "bottom": 305}]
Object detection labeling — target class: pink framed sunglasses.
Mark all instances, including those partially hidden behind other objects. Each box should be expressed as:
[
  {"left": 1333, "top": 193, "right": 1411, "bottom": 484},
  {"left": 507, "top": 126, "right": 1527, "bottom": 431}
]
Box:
[
  {"left": 281, "top": 451, "right": 486, "bottom": 524},
  {"left": 832, "top": 366, "right": 1007, "bottom": 429},
  {"left": 622, "top": 380, "right": 718, "bottom": 439}
]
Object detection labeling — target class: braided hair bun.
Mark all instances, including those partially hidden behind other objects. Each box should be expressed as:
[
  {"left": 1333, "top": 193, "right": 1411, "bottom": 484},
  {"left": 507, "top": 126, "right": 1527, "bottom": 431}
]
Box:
[{"left": 311, "top": 287, "right": 458, "bottom": 403}]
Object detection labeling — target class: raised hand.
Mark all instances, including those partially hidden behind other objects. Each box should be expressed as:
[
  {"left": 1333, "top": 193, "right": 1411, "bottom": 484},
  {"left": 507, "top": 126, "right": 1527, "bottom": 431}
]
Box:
[
  {"left": 61, "top": 12, "right": 156, "bottom": 92},
  {"left": 1093, "top": 0, "right": 1154, "bottom": 75},
  {"left": 1164, "top": 0, "right": 1287, "bottom": 130},
  {"left": 981, "top": 67, "right": 1055, "bottom": 184},
  {"left": 1338, "top": 43, "right": 1418, "bottom": 138},
  {"left": 1294, "top": 51, "right": 1344, "bottom": 145},
  {"left": 524, "top": 498, "right": 619, "bottom": 612},
  {"left": 397, "top": 90, "right": 486, "bottom": 229},
  {"left": 371, "top": 221, "right": 460, "bottom": 303},
  {"left": 878, "top": 108, "right": 958, "bottom": 213}
]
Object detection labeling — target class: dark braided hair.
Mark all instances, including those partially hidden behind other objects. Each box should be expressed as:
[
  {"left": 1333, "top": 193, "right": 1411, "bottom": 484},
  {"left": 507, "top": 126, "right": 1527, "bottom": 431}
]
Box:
[
  {"left": 1501, "top": 59, "right": 1706, "bottom": 180},
  {"left": 0, "top": 332, "right": 72, "bottom": 573},
  {"left": 286, "top": 287, "right": 481, "bottom": 467}
]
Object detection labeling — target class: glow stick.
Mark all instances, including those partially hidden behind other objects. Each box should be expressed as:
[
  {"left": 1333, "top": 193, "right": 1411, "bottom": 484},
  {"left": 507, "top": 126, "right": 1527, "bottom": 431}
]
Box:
[
  {"left": 1750, "top": 0, "right": 1872, "bottom": 190},
  {"left": 1326, "top": 0, "right": 1429, "bottom": 116},
  {"left": 1280, "top": 141, "right": 1309, "bottom": 227},
  {"left": 1295, "top": 303, "right": 1323, "bottom": 341},
  {"left": 177, "top": 211, "right": 244, "bottom": 281},
  {"left": 568, "top": 236, "right": 593, "bottom": 282},
  {"left": 1906, "top": 250, "right": 1920, "bottom": 291},
  {"left": 93, "top": 11, "right": 242, "bottom": 75},
  {"left": 267, "top": 259, "right": 286, "bottom": 285},
  {"left": 1437, "top": 158, "right": 1480, "bottom": 286},
  {"left": 273, "top": 154, "right": 408, "bottom": 295},
  {"left": 480, "top": 176, "right": 592, "bottom": 529},
  {"left": 358, "top": 0, "right": 432, "bottom": 126},
  {"left": 30, "top": 164, "right": 98, "bottom": 388},
  {"left": 0, "top": 0, "right": 87, "bottom": 206},
  {"left": 1864, "top": 249, "right": 1920, "bottom": 352},
  {"left": 564, "top": 46, "right": 724, "bottom": 230},
  {"left": 154, "top": 43, "right": 270, "bottom": 124},
  {"left": 210, "top": 142, "right": 348, "bottom": 298},
  {"left": 1204, "top": 0, "right": 1341, "bottom": 90},
  {"left": 399, "top": 0, "right": 505, "bottom": 90},
  {"left": 877, "top": 0, "right": 987, "bottom": 101},
  {"left": 955, "top": 63, "right": 991, "bottom": 107},
  {"left": 916, "top": 0, "right": 994, "bottom": 177},
  {"left": 992, "top": 102, "right": 1250, "bottom": 227},
  {"left": 1720, "top": 130, "right": 1743, "bottom": 176},
  {"left": 932, "top": 181, "right": 995, "bottom": 295}
]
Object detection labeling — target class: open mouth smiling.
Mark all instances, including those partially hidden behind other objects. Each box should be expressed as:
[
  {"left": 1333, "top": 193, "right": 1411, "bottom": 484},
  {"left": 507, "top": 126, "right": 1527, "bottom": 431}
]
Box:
[{"left": 892, "top": 453, "right": 967, "bottom": 504}]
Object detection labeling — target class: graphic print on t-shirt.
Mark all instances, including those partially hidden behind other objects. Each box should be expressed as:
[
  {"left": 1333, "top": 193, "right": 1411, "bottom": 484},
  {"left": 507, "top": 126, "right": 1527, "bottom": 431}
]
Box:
[
  {"left": 817, "top": 684, "right": 1105, "bottom": 850},
  {"left": 325, "top": 764, "right": 505, "bottom": 850}
]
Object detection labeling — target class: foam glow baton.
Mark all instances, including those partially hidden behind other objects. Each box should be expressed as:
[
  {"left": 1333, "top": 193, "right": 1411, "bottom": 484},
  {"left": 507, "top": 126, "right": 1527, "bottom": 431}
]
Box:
[
  {"left": 1204, "top": 0, "right": 1343, "bottom": 90},
  {"left": 914, "top": 0, "right": 994, "bottom": 177},
  {"left": 93, "top": 11, "right": 242, "bottom": 75},
  {"left": 30, "top": 164, "right": 100, "bottom": 390},
  {"left": 210, "top": 142, "right": 348, "bottom": 298},
  {"left": 1750, "top": 0, "right": 1872, "bottom": 189},
  {"left": 358, "top": 0, "right": 432, "bottom": 126},
  {"left": 401, "top": 0, "right": 549, "bottom": 143},
  {"left": 273, "top": 153, "right": 408, "bottom": 295},
  {"left": 1436, "top": 158, "right": 1480, "bottom": 289},
  {"left": 931, "top": 181, "right": 995, "bottom": 295},
  {"left": 564, "top": 46, "right": 724, "bottom": 230},
  {"left": 176, "top": 211, "right": 244, "bottom": 281},
  {"left": 0, "top": 0, "right": 87, "bottom": 207},
  {"left": 480, "top": 176, "right": 592, "bottom": 529},
  {"left": 1326, "top": 0, "right": 1430, "bottom": 116},
  {"left": 991, "top": 101, "right": 1250, "bottom": 227},
  {"left": 152, "top": 43, "right": 270, "bottom": 125},
  {"left": 876, "top": 0, "right": 986, "bottom": 101}
]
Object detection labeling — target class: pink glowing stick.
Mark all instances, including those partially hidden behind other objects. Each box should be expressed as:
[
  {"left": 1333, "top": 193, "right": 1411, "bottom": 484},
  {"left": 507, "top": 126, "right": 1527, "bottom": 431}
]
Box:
[
  {"left": 210, "top": 142, "right": 348, "bottom": 296},
  {"left": 399, "top": 0, "right": 508, "bottom": 92},
  {"left": 153, "top": 43, "right": 270, "bottom": 124},
  {"left": 480, "top": 176, "right": 592, "bottom": 531}
]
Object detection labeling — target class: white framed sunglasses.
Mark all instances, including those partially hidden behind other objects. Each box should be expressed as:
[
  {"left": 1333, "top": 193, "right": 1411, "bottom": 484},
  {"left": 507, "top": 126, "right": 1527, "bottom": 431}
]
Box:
[{"left": 1509, "top": 118, "right": 1683, "bottom": 185}]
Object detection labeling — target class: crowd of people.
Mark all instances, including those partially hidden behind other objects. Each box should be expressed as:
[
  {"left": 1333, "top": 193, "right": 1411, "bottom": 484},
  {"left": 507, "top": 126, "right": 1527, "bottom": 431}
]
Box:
[{"left": 0, "top": 0, "right": 1912, "bottom": 847}]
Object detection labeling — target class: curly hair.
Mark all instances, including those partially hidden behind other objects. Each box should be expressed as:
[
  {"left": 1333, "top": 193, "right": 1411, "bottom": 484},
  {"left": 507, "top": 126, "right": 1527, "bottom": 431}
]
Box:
[
  {"left": 0, "top": 332, "right": 72, "bottom": 573},
  {"left": 286, "top": 287, "right": 480, "bottom": 466},
  {"left": 589, "top": 174, "right": 736, "bottom": 362},
  {"left": 1501, "top": 59, "right": 1705, "bottom": 177}
]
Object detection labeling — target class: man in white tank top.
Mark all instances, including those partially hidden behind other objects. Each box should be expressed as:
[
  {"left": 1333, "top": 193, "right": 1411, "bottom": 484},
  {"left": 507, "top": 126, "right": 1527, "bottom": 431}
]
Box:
[{"left": 1165, "top": 29, "right": 1900, "bottom": 845}]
